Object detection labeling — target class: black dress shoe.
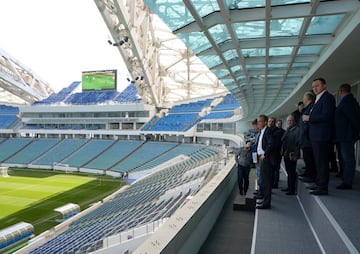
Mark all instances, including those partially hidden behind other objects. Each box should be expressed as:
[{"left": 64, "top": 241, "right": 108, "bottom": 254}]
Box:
[
  {"left": 306, "top": 184, "right": 318, "bottom": 190},
  {"left": 335, "top": 173, "right": 343, "bottom": 178},
  {"left": 253, "top": 191, "right": 259, "bottom": 195},
  {"left": 253, "top": 194, "right": 264, "bottom": 199},
  {"left": 281, "top": 188, "right": 289, "bottom": 192},
  {"left": 310, "top": 189, "right": 328, "bottom": 195},
  {"left": 256, "top": 204, "right": 271, "bottom": 209},
  {"left": 256, "top": 200, "right": 263, "bottom": 205},
  {"left": 285, "top": 192, "right": 296, "bottom": 195},
  {"left": 336, "top": 183, "right": 352, "bottom": 190}
]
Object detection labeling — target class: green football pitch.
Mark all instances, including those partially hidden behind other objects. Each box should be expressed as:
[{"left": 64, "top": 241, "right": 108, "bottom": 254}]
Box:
[{"left": 0, "top": 168, "right": 124, "bottom": 235}]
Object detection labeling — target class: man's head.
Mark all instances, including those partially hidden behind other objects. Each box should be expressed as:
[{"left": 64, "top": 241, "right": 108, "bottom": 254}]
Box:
[
  {"left": 286, "top": 114, "right": 295, "bottom": 127},
  {"left": 276, "top": 119, "right": 283, "bottom": 129},
  {"left": 251, "top": 118, "right": 259, "bottom": 131},
  {"left": 338, "top": 83, "right": 351, "bottom": 97},
  {"left": 257, "top": 115, "right": 268, "bottom": 129},
  {"left": 312, "top": 77, "right": 327, "bottom": 95},
  {"left": 268, "top": 117, "right": 276, "bottom": 128},
  {"left": 297, "top": 101, "right": 304, "bottom": 112},
  {"left": 303, "top": 91, "right": 315, "bottom": 105}
]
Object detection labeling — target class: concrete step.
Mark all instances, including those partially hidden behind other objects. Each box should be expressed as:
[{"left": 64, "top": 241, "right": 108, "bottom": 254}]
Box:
[{"left": 233, "top": 167, "right": 256, "bottom": 212}]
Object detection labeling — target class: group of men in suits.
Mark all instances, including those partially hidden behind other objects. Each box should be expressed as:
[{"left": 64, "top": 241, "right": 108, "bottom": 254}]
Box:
[
  {"left": 253, "top": 77, "right": 360, "bottom": 209},
  {"left": 302, "top": 78, "right": 360, "bottom": 195}
]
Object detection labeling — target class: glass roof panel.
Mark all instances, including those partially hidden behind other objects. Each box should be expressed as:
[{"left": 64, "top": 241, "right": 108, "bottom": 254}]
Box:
[
  {"left": 247, "top": 64, "right": 266, "bottom": 70},
  {"left": 271, "top": 0, "right": 310, "bottom": 6},
  {"left": 223, "top": 49, "right": 238, "bottom": 61},
  {"left": 227, "top": 0, "right": 265, "bottom": 9},
  {"left": 298, "top": 45, "right": 323, "bottom": 55},
  {"left": 292, "top": 63, "right": 310, "bottom": 68},
  {"left": 191, "top": 0, "right": 220, "bottom": 17},
  {"left": 199, "top": 55, "right": 223, "bottom": 68},
  {"left": 144, "top": 0, "right": 194, "bottom": 31},
  {"left": 270, "top": 18, "right": 304, "bottom": 37},
  {"left": 177, "top": 32, "right": 212, "bottom": 54},
  {"left": 233, "top": 21, "right": 266, "bottom": 39},
  {"left": 221, "top": 79, "right": 235, "bottom": 86},
  {"left": 213, "top": 69, "right": 230, "bottom": 78},
  {"left": 269, "top": 47, "right": 293, "bottom": 56},
  {"left": 208, "top": 24, "right": 231, "bottom": 44},
  {"left": 241, "top": 48, "right": 266, "bottom": 57},
  {"left": 268, "top": 63, "right": 288, "bottom": 69},
  {"left": 231, "top": 65, "right": 242, "bottom": 73},
  {"left": 306, "top": 14, "right": 346, "bottom": 35}
]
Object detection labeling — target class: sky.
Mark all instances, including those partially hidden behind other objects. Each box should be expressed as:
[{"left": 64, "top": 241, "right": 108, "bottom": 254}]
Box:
[{"left": 0, "top": 0, "right": 129, "bottom": 92}]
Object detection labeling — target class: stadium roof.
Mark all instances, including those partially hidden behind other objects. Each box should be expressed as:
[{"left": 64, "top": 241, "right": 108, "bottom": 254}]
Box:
[
  {"left": 0, "top": 48, "right": 54, "bottom": 105},
  {"left": 96, "top": 0, "right": 360, "bottom": 119}
]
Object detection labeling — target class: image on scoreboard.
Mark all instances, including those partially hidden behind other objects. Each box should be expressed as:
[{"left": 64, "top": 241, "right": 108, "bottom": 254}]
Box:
[{"left": 81, "top": 69, "right": 117, "bottom": 91}]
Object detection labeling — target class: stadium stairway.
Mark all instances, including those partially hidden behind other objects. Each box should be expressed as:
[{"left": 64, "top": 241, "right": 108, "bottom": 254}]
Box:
[{"left": 251, "top": 160, "right": 360, "bottom": 254}]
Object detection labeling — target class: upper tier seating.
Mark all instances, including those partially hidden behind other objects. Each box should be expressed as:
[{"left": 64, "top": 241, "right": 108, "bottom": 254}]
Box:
[
  {"left": 169, "top": 99, "right": 213, "bottom": 113},
  {"left": 33, "top": 82, "right": 80, "bottom": 105},
  {"left": 32, "top": 82, "right": 143, "bottom": 105},
  {"left": 0, "top": 114, "right": 17, "bottom": 128},
  {"left": 202, "top": 111, "right": 234, "bottom": 119},
  {"left": 212, "top": 93, "right": 240, "bottom": 111},
  {"left": 113, "top": 82, "right": 142, "bottom": 103},
  {"left": 5, "top": 139, "right": 61, "bottom": 164},
  {"left": 140, "top": 116, "right": 159, "bottom": 131},
  {"left": 64, "top": 90, "right": 118, "bottom": 105},
  {"left": 0, "top": 105, "right": 19, "bottom": 113},
  {"left": 0, "top": 105, "right": 19, "bottom": 128},
  {"left": 149, "top": 113, "right": 200, "bottom": 132}
]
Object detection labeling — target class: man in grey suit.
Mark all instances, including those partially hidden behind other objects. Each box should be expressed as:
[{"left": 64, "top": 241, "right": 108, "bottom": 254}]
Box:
[{"left": 302, "top": 78, "right": 335, "bottom": 195}]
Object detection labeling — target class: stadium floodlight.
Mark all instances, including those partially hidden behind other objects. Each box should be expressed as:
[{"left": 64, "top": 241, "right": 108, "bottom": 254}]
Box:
[{"left": 108, "top": 36, "right": 130, "bottom": 47}]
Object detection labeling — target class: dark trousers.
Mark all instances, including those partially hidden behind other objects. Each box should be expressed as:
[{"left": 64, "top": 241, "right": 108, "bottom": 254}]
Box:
[
  {"left": 272, "top": 160, "right": 281, "bottom": 187},
  {"left": 336, "top": 143, "right": 344, "bottom": 176},
  {"left": 237, "top": 165, "right": 250, "bottom": 194},
  {"left": 328, "top": 143, "right": 338, "bottom": 172},
  {"left": 340, "top": 141, "right": 356, "bottom": 185},
  {"left": 302, "top": 147, "right": 316, "bottom": 179},
  {"left": 284, "top": 156, "right": 298, "bottom": 193},
  {"left": 312, "top": 141, "right": 330, "bottom": 190},
  {"left": 259, "top": 158, "right": 272, "bottom": 207}
]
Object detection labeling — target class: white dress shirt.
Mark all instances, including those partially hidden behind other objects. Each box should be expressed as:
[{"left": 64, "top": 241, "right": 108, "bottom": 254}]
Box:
[{"left": 257, "top": 127, "right": 266, "bottom": 155}]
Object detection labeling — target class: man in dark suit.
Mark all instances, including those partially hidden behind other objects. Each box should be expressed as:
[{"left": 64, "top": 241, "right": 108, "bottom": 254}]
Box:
[
  {"left": 255, "top": 115, "right": 275, "bottom": 209},
  {"left": 267, "top": 117, "right": 284, "bottom": 189},
  {"left": 303, "top": 78, "right": 335, "bottom": 195},
  {"left": 335, "top": 83, "right": 360, "bottom": 189}
]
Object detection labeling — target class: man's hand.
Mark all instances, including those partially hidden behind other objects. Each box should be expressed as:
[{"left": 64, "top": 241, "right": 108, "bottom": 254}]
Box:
[
  {"left": 260, "top": 154, "right": 265, "bottom": 160},
  {"left": 302, "top": 115, "right": 310, "bottom": 122}
]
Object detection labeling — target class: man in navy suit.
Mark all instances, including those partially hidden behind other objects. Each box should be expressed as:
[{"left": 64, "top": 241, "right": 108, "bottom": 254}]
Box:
[
  {"left": 303, "top": 78, "right": 335, "bottom": 195},
  {"left": 256, "top": 115, "right": 275, "bottom": 209},
  {"left": 335, "top": 83, "right": 360, "bottom": 189}
]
